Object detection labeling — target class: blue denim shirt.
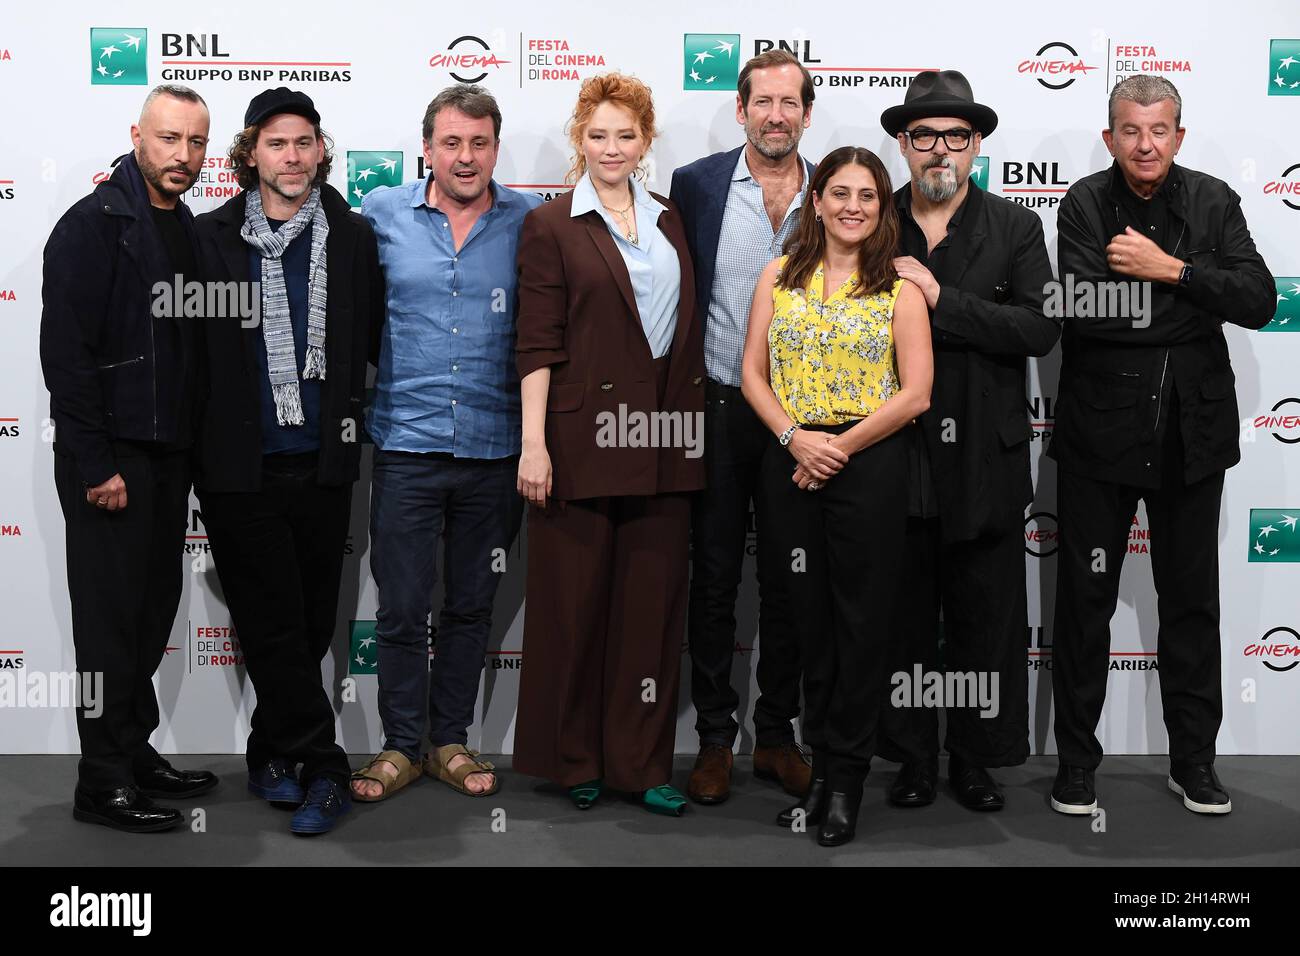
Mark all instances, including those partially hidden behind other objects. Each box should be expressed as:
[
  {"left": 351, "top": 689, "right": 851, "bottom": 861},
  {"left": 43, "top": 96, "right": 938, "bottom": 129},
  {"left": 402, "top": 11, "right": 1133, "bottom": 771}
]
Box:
[{"left": 363, "top": 177, "right": 542, "bottom": 458}]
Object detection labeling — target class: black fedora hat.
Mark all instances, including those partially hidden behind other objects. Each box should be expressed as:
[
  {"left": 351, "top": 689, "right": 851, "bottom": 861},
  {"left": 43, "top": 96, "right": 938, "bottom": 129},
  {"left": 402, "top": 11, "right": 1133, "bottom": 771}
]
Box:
[{"left": 880, "top": 70, "right": 998, "bottom": 137}]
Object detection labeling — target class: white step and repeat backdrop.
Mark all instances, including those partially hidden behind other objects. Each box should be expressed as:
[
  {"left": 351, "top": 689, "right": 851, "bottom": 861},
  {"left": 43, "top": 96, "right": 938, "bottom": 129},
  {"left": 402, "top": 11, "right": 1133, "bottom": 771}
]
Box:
[{"left": 2, "top": 2, "right": 1297, "bottom": 758}]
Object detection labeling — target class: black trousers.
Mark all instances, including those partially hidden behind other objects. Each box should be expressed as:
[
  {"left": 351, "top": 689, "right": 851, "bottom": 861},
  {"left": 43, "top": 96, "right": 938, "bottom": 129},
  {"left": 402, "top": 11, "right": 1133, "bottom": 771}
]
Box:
[
  {"left": 762, "top": 427, "right": 907, "bottom": 787},
  {"left": 1052, "top": 460, "right": 1225, "bottom": 770},
  {"left": 878, "top": 518, "right": 1030, "bottom": 768},
  {"left": 199, "top": 452, "right": 352, "bottom": 785},
  {"left": 54, "top": 443, "right": 190, "bottom": 791},
  {"left": 687, "top": 380, "right": 800, "bottom": 748}
]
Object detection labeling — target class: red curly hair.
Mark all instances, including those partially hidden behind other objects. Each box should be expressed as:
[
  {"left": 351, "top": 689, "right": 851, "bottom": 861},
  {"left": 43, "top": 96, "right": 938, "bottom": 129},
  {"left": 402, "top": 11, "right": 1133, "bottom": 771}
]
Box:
[{"left": 565, "top": 72, "right": 658, "bottom": 185}]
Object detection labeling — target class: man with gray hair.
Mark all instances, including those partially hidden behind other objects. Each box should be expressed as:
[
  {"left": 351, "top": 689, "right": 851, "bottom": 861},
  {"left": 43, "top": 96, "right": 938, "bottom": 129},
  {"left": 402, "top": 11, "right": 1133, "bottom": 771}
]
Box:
[
  {"left": 1049, "top": 74, "right": 1274, "bottom": 816},
  {"left": 41, "top": 84, "right": 216, "bottom": 832},
  {"left": 351, "top": 85, "right": 541, "bottom": 803}
]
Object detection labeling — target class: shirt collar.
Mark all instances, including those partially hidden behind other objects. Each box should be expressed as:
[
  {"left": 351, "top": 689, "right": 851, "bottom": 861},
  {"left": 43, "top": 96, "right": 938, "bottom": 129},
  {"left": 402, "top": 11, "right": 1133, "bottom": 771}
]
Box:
[
  {"left": 733, "top": 148, "right": 810, "bottom": 197},
  {"left": 570, "top": 171, "right": 666, "bottom": 219},
  {"left": 411, "top": 175, "right": 512, "bottom": 211}
]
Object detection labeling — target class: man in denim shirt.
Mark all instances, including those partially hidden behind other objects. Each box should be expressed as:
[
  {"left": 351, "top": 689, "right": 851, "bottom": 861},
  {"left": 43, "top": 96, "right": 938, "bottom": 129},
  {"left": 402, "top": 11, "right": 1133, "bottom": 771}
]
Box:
[{"left": 352, "top": 85, "right": 541, "bottom": 801}]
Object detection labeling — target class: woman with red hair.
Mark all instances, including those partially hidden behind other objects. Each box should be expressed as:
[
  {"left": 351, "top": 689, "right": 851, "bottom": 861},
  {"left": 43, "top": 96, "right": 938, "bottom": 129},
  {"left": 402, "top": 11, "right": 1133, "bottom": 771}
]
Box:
[{"left": 513, "top": 73, "right": 705, "bottom": 816}]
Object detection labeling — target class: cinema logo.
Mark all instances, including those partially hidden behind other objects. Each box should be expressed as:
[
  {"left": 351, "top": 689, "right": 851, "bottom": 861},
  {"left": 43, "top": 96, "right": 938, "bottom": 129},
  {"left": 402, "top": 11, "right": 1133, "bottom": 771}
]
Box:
[
  {"left": 0, "top": 522, "right": 21, "bottom": 538},
  {"left": 1109, "top": 43, "right": 1192, "bottom": 89},
  {"left": 1127, "top": 511, "right": 1151, "bottom": 557},
  {"left": 431, "top": 35, "right": 510, "bottom": 84},
  {"left": 1254, "top": 397, "right": 1300, "bottom": 444},
  {"left": 1025, "top": 511, "right": 1058, "bottom": 557},
  {"left": 1244, "top": 626, "right": 1300, "bottom": 672},
  {"left": 523, "top": 37, "right": 609, "bottom": 85},
  {"left": 1264, "top": 164, "right": 1300, "bottom": 211},
  {"left": 158, "top": 31, "right": 352, "bottom": 84},
  {"left": 749, "top": 36, "right": 928, "bottom": 91},
  {"left": 190, "top": 155, "right": 240, "bottom": 201},
  {"left": 1019, "top": 41, "right": 1098, "bottom": 90},
  {"left": 192, "top": 623, "right": 243, "bottom": 668},
  {"left": 1026, "top": 393, "right": 1054, "bottom": 442}
]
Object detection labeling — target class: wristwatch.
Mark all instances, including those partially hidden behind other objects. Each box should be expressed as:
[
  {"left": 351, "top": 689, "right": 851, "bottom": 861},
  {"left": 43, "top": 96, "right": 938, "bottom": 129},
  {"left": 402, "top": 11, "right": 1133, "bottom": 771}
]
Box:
[
  {"left": 1178, "top": 262, "right": 1194, "bottom": 287},
  {"left": 779, "top": 424, "right": 799, "bottom": 446}
]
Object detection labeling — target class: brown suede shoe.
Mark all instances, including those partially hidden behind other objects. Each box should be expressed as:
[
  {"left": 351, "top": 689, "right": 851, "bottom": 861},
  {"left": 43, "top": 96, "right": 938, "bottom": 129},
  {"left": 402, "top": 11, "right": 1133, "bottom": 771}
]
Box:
[
  {"left": 687, "top": 744, "right": 734, "bottom": 805},
  {"left": 753, "top": 742, "right": 812, "bottom": 796}
]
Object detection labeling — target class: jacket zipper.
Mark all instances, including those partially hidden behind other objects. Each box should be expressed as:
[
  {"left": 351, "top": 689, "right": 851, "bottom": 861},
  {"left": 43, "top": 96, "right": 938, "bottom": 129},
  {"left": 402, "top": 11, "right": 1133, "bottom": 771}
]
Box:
[
  {"left": 98, "top": 354, "right": 145, "bottom": 369},
  {"left": 1152, "top": 221, "right": 1186, "bottom": 434}
]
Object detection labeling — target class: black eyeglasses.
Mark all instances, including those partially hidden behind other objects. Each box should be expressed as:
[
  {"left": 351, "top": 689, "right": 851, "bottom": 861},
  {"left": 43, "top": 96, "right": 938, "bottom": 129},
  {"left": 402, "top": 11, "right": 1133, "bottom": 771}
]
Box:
[{"left": 903, "top": 127, "right": 973, "bottom": 151}]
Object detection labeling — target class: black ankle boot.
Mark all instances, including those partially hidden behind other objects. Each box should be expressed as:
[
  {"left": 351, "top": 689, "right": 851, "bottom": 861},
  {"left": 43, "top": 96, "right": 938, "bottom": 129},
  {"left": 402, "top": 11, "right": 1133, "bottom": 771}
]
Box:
[
  {"left": 777, "top": 751, "right": 826, "bottom": 827},
  {"left": 817, "top": 782, "right": 864, "bottom": 847}
]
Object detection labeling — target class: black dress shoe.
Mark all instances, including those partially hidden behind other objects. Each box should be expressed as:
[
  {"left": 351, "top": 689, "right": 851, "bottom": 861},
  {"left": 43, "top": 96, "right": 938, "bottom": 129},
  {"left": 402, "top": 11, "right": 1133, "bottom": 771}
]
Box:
[
  {"left": 135, "top": 761, "right": 218, "bottom": 798},
  {"left": 889, "top": 759, "right": 938, "bottom": 807},
  {"left": 1050, "top": 763, "right": 1097, "bottom": 815},
  {"left": 948, "top": 753, "right": 1004, "bottom": 811},
  {"left": 776, "top": 774, "right": 827, "bottom": 828},
  {"left": 817, "top": 785, "right": 863, "bottom": 847},
  {"left": 73, "top": 786, "right": 183, "bottom": 833},
  {"left": 1168, "top": 762, "right": 1232, "bottom": 815}
]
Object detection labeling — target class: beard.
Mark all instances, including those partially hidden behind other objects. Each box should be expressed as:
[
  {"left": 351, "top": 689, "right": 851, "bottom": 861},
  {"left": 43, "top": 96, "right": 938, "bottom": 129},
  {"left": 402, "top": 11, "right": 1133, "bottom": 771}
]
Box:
[
  {"left": 916, "top": 157, "right": 961, "bottom": 203},
  {"left": 746, "top": 120, "right": 800, "bottom": 161},
  {"left": 263, "top": 168, "right": 314, "bottom": 202},
  {"left": 136, "top": 150, "right": 196, "bottom": 199}
]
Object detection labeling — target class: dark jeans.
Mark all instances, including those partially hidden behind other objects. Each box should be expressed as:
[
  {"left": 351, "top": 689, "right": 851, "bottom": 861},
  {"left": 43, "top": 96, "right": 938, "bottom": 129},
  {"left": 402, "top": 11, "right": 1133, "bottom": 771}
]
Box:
[
  {"left": 762, "top": 426, "right": 907, "bottom": 787},
  {"left": 1052, "top": 465, "right": 1225, "bottom": 770},
  {"left": 54, "top": 443, "right": 190, "bottom": 791},
  {"left": 199, "top": 451, "right": 353, "bottom": 785},
  {"left": 687, "top": 380, "right": 800, "bottom": 749},
  {"left": 878, "top": 517, "right": 1030, "bottom": 769},
  {"left": 369, "top": 450, "right": 522, "bottom": 761}
]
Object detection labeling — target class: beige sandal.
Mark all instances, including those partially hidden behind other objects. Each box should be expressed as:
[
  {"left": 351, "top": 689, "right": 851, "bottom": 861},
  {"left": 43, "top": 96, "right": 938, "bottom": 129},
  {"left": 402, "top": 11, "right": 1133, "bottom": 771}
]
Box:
[
  {"left": 350, "top": 749, "right": 420, "bottom": 802},
  {"left": 423, "top": 744, "right": 499, "bottom": 797}
]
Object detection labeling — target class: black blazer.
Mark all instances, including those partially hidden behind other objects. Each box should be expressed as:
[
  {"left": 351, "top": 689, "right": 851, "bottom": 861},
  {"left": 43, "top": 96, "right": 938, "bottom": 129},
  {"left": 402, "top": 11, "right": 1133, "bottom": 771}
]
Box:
[
  {"left": 897, "top": 182, "right": 1060, "bottom": 542},
  {"left": 192, "top": 184, "right": 385, "bottom": 491},
  {"left": 669, "top": 146, "right": 817, "bottom": 323},
  {"left": 516, "top": 190, "right": 705, "bottom": 501}
]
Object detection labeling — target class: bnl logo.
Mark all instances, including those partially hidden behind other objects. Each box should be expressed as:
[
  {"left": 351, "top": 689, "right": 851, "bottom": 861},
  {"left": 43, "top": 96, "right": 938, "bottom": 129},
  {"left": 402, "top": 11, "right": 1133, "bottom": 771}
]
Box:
[{"left": 91, "top": 28, "right": 147, "bottom": 85}]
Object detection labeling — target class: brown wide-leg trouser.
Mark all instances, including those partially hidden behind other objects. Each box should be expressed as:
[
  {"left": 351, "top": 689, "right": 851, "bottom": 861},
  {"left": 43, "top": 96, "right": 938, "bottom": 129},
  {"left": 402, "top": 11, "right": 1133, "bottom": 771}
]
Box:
[{"left": 514, "top": 492, "right": 690, "bottom": 793}]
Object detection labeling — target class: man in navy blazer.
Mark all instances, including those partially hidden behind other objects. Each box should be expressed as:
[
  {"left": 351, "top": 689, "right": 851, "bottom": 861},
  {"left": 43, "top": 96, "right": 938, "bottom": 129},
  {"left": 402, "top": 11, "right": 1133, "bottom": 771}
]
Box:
[{"left": 669, "top": 49, "right": 819, "bottom": 805}]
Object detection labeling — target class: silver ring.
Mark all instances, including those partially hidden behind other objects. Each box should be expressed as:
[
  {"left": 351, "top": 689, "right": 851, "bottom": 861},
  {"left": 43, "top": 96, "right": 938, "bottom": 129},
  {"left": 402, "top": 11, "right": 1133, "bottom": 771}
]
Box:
[{"left": 808, "top": 480, "right": 822, "bottom": 490}]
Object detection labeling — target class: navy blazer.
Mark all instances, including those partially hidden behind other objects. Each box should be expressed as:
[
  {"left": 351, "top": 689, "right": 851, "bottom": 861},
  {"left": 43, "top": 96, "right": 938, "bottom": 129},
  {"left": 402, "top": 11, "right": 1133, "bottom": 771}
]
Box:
[{"left": 669, "top": 146, "right": 816, "bottom": 324}]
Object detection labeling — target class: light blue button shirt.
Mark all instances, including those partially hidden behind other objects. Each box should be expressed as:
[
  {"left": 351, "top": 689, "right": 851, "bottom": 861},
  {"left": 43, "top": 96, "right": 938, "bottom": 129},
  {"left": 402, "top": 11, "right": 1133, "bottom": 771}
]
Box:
[
  {"left": 570, "top": 172, "right": 680, "bottom": 358},
  {"left": 705, "top": 149, "right": 807, "bottom": 386}
]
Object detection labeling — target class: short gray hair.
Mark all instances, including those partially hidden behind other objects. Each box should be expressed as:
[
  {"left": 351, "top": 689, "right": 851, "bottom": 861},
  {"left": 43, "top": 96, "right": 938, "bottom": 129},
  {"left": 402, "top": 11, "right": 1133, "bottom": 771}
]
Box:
[
  {"left": 139, "top": 84, "right": 207, "bottom": 123},
  {"left": 422, "top": 84, "right": 502, "bottom": 142},
  {"left": 1108, "top": 74, "right": 1181, "bottom": 130}
]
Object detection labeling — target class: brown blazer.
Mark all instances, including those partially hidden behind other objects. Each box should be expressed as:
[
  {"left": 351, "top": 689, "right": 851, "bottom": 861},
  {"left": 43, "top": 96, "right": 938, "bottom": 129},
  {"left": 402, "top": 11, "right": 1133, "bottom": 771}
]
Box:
[{"left": 516, "top": 189, "right": 706, "bottom": 501}]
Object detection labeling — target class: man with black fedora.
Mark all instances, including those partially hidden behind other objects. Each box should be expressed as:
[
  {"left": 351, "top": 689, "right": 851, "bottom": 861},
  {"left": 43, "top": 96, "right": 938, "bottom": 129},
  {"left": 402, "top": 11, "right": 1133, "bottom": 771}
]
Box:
[
  {"left": 876, "top": 71, "right": 1059, "bottom": 811},
  {"left": 193, "top": 88, "right": 384, "bottom": 834}
]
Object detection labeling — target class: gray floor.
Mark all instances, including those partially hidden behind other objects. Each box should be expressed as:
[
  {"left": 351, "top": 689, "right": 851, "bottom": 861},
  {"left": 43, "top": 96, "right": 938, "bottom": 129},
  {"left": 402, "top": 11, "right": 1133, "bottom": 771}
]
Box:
[{"left": 1, "top": 755, "right": 1296, "bottom": 866}]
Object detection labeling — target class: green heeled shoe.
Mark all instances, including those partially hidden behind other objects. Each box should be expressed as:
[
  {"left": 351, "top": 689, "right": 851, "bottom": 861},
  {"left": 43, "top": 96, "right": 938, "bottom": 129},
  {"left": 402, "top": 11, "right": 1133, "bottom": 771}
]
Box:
[
  {"left": 568, "top": 779, "right": 603, "bottom": 809},
  {"left": 642, "top": 784, "right": 688, "bottom": 817}
]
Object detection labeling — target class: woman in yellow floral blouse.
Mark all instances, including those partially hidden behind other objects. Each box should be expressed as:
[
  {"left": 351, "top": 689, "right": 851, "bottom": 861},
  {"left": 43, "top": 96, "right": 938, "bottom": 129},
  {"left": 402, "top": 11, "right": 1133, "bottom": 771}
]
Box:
[{"left": 741, "top": 146, "right": 932, "bottom": 847}]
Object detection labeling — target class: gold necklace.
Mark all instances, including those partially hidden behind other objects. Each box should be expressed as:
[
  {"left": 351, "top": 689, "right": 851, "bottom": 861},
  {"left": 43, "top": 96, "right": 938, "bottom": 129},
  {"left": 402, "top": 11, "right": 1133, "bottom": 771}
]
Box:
[{"left": 600, "top": 194, "right": 637, "bottom": 244}]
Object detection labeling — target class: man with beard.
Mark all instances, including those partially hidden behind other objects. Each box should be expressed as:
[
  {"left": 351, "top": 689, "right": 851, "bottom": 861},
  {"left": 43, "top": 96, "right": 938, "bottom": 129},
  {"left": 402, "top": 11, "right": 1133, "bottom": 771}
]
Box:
[
  {"left": 193, "top": 88, "right": 384, "bottom": 834},
  {"left": 41, "top": 85, "right": 217, "bottom": 832},
  {"left": 351, "top": 85, "right": 541, "bottom": 803},
  {"left": 877, "top": 71, "right": 1059, "bottom": 811},
  {"left": 671, "top": 50, "right": 817, "bottom": 805}
]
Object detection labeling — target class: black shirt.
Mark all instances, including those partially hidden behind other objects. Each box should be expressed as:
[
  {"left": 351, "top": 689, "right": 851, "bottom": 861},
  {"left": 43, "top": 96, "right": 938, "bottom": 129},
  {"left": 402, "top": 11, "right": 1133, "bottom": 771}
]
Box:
[
  {"left": 896, "top": 185, "right": 975, "bottom": 519},
  {"left": 149, "top": 204, "right": 198, "bottom": 449}
]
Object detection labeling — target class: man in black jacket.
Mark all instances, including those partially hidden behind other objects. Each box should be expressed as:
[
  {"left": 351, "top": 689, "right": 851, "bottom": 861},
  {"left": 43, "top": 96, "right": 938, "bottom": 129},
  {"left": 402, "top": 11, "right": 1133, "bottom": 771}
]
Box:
[
  {"left": 41, "top": 84, "right": 218, "bottom": 833},
  {"left": 877, "top": 72, "right": 1060, "bottom": 811},
  {"left": 1049, "top": 75, "right": 1274, "bottom": 816},
  {"left": 192, "top": 88, "right": 384, "bottom": 835}
]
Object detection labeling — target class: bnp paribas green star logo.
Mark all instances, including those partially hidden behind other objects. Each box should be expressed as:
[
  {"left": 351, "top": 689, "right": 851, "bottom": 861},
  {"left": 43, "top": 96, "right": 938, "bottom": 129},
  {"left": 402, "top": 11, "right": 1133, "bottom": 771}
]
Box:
[
  {"left": 1265, "top": 278, "right": 1300, "bottom": 331},
  {"left": 684, "top": 34, "right": 740, "bottom": 90},
  {"left": 90, "top": 28, "right": 147, "bottom": 85},
  {"left": 970, "top": 156, "right": 989, "bottom": 190},
  {"left": 347, "top": 150, "right": 403, "bottom": 208},
  {"left": 1248, "top": 509, "right": 1300, "bottom": 562},
  {"left": 349, "top": 620, "right": 378, "bottom": 674},
  {"left": 1268, "top": 39, "right": 1300, "bottom": 95}
]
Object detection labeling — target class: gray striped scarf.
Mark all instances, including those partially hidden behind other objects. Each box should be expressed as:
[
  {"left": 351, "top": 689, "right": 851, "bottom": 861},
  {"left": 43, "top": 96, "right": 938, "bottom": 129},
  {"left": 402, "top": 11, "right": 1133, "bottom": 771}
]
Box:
[{"left": 240, "top": 186, "right": 329, "bottom": 426}]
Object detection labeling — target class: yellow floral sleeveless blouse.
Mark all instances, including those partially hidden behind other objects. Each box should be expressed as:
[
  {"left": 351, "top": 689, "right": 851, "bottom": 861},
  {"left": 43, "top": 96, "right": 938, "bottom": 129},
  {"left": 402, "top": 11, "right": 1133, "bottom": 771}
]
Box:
[{"left": 768, "top": 257, "right": 903, "bottom": 426}]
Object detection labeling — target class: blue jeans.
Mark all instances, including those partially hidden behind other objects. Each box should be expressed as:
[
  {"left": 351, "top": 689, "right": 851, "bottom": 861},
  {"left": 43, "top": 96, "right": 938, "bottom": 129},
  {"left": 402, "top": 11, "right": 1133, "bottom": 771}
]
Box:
[{"left": 369, "top": 450, "right": 522, "bottom": 760}]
